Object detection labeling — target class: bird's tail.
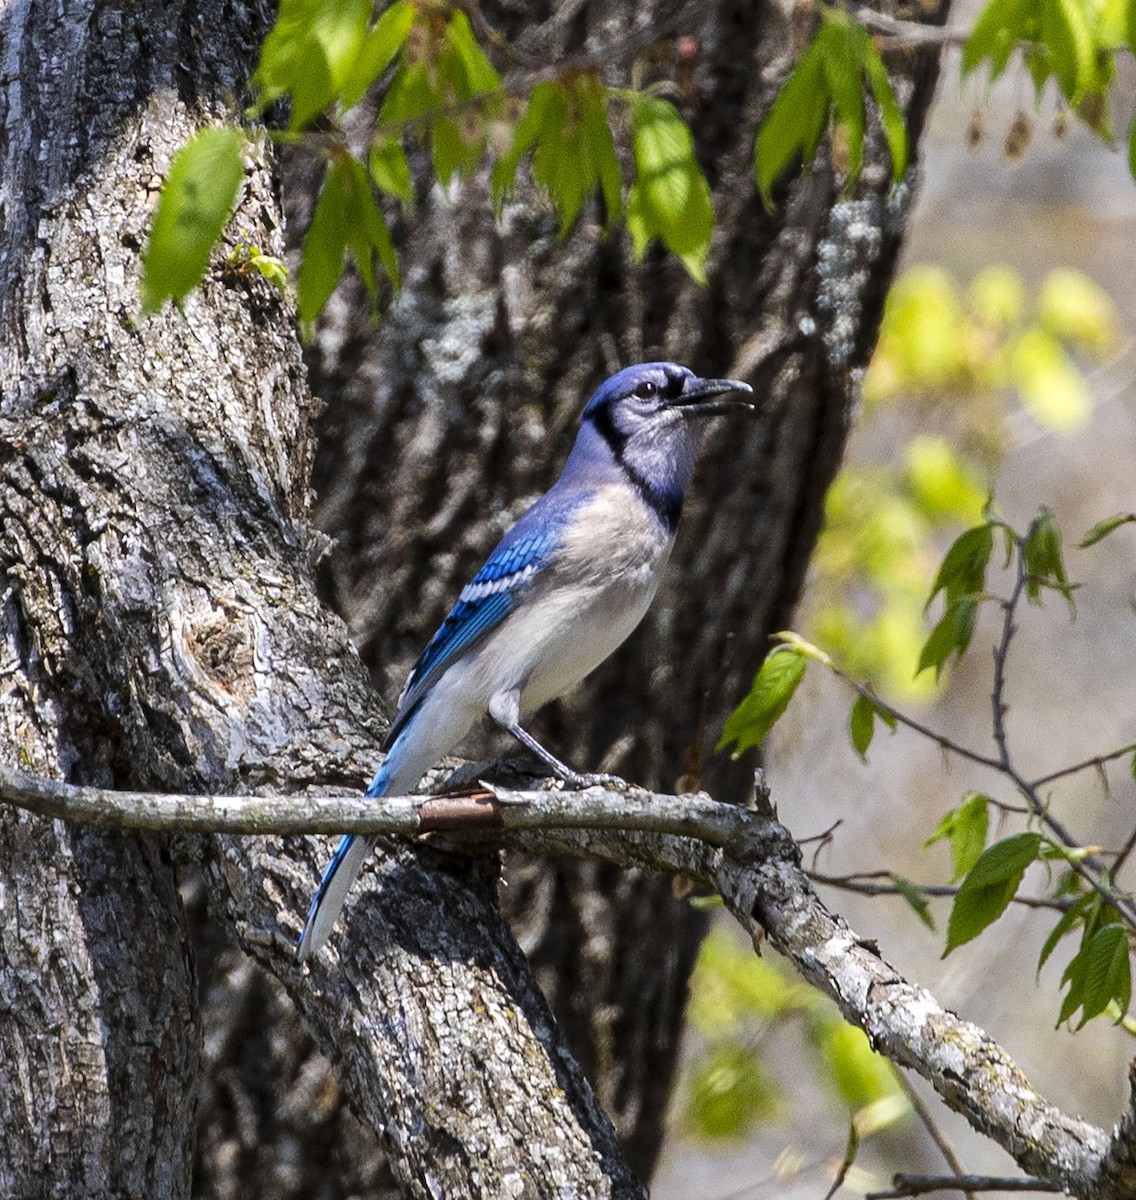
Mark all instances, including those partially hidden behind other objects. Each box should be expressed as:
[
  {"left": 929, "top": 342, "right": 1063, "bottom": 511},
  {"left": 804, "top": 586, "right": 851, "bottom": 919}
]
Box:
[{"left": 294, "top": 759, "right": 394, "bottom": 963}]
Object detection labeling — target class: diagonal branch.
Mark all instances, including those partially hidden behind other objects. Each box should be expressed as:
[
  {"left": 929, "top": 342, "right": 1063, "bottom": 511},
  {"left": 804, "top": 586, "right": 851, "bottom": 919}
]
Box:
[{"left": 1, "top": 760, "right": 1132, "bottom": 1200}]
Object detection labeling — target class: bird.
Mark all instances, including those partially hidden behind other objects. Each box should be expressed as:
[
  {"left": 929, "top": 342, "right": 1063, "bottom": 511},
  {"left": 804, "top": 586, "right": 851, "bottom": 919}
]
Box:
[{"left": 296, "top": 361, "right": 753, "bottom": 961}]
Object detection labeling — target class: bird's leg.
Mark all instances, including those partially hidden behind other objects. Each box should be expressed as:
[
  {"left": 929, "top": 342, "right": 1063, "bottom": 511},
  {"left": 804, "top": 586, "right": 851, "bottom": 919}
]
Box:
[{"left": 489, "top": 691, "right": 626, "bottom": 789}]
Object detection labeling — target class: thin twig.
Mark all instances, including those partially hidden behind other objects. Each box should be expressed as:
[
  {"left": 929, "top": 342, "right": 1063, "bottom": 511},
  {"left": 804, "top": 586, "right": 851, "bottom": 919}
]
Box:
[
  {"left": 990, "top": 529, "right": 1136, "bottom": 929},
  {"left": 854, "top": 7, "right": 972, "bottom": 47},
  {"left": 1031, "top": 742, "right": 1136, "bottom": 789},
  {"left": 867, "top": 1174, "right": 1060, "bottom": 1199},
  {"left": 810, "top": 870, "right": 1072, "bottom": 912},
  {"left": 1114, "top": 825, "right": 1136, "bottom": 878},
  {"left": 894, "top": 1073, "right": 974, "bottom": 1200},
  {"left": 829, "top": 665, "right": 1006, "bottom": 775}
]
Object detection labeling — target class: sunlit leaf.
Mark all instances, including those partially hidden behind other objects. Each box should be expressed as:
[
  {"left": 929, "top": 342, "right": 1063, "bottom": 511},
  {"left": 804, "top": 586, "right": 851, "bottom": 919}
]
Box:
[
  {"left": 496, "top": 77, "right": 622, "bottom": 234},
  {"left": 963, "top": 0, "right": 1038, "bottom": 81},
  {"left": 818, "top": 20, "right": 866, "bottom": 182},
  {"left": 342, "top": 0, "right": 416, "bottom": 109},
  {"left": 809, "top": 1014, "right": 905, "bottom": 1110},
  {"left": 1038, "top": 268, "right": 1118, "bottom": 355},
  {"left": 254, "top": 0, "right": 372, "bottom": 128},
  {"left": 296, "top": 160, "right": 350, "bottom": 321},
  {"left": 1040, "top": 0, "right": 1096, "bottom": 101},
  {"left": 370, "top": 133, "right": 414, "bottom": 205},
  {"left": 687, "top": 1043, "right": 778, "bottom": 1137},
  {"left": 719, "top": 647, "right": 807, "bottom": 755},
  {"left": 141, "top": 127, "right": 244, "bottom": 313},
  {"left": 944, "top": 832, "right": 1042, "bottom": 953},
  {"left": 626, "top": 94, "right": 714, "bottom": 281},
  {"left": 755, "top": 38, "right": 829, "bottom": 208},
  {"left": 861, "top": 33, "right": 908, "bottom": 179},
  {"left": 904, "top": 437, "right": 986, "bottom": 523},
  {"left": 925, "top": 792, "right": 989, "bottom": 881}
]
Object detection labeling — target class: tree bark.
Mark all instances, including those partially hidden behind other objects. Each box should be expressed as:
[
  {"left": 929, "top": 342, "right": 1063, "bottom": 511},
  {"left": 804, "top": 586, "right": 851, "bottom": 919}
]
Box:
[
  {"left": 0, "top": 0, "right": 950, "bottom": 1196},
  {"left": 0, "top": 1, "right": 632, "bottom": 1196},
  {"left": 296, "top": 0, "right": 949, "bottom": 1180}
]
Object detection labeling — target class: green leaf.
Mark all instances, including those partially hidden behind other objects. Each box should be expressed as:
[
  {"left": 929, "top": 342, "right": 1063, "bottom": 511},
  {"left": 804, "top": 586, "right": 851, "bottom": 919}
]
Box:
[
  {"left": 445, "top": 9, "right": 501, "bottom": 95},
  {"left": 818, "top": 19, "right": 866, "bottom": 182},
  {"left": 755, "top": 38, "right": 829, "bottom": 208},
  {"left": 719, "top": 647, "right": 807, "bottom": 755},
  {"left": 626, "top": 94, "right": 714, "bottom": 282},
  {"left": 849, "top": 692, "right": 896, "bottom": 761},
  {"left": 1080, "top": 924, "right": 1132, "bottom": 1024},
  {"left": 916, "top": 595, "right": 978, "bottom": 680},
  {"left": 1059, "top": 944, "right": 1088, "bottom": 1024},
  {"left": 686, "top": 1042, "right": 778, "bottom": 1138},
  {"left": 491, "top": 81, "right": 559, "bottom": 209},
  {"left": 944, "top": 832, "right": 1042, "bottom": 954},
  {"left": 1038, "top": 890, "right": 1094, "bottom": 973},
  {"left": 141, "top": 127, "right": 244, "bottom": 313},
  {"left": 1040, "top": 0, "right": 1096, "bottom": 101},
  {"left": 254, "top": 0, "right": 372, "bottom": 128},
  {"left": 925, "top": 793, "right": 990, "bottom": 882},
  {"left": 890, "top": 874, "right": 936, "bottom": 930},
  {"left": 341, "top": 0, "right": 415, "bottom": 109},
  {"left": 862, "top": 40, "right": 908, "bottom": 179},
  {"left": 926, "top": 523, "right": 994, "bottom": 610},
  {"left": 370, "top": 134, "right": 414, "bottom": 205},
  {"left": 1024, "top": 506, "right": 1075, "bottom": 613},
  {"left": 345, "top": 155, "right": 399, "bottom": 292},
  {"left": 378, "top": 9, "right": 500, "bottom": 189},
  {"left": 962, "top": 0, "right": 1039, "bottom": 81},
  {"left": 296, "top": 160, "right": 350, "bottom": 321},
  {"left": 578, "top": 78, "right": 624, "bottom": 226},
  {"left": 1080, "top": 512, "right": 1136, "bottom": 547}
]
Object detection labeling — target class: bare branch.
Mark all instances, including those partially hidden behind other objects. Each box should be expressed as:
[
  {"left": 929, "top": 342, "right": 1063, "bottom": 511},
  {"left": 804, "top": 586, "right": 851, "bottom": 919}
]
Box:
[
  {"left": 867, "top": 1174, "right": 1061, "bottom": 1198},
  {"left": 854, "top": 7, "right": 971, "bottom": 47},
  {"left": 3, "top": 757, "right": 1133, "bottom": 1198},
  {"left": 809, "top": 870, "right": 1072, "bottom": 912}
]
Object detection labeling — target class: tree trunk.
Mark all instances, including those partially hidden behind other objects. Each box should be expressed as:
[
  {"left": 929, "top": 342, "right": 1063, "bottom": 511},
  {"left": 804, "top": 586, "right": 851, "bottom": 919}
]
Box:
[
  {"left": 0, "top": 0, "right": 948, "bottom": 1196},
  {"left": 296, "top": 0, "right": 948, "bottom": 1181}
]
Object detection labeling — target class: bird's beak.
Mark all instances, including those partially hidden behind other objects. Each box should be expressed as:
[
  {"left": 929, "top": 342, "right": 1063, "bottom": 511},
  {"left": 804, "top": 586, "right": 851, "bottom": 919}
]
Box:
[{"left": 670, "top": 376, "right": 754, "bottom": 418}]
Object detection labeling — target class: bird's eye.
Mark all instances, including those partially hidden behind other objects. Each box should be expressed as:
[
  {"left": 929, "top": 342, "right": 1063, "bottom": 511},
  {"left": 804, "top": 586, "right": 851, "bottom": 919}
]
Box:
[{"left": 633, "top": 380, "right": 658, "bottom": 400}]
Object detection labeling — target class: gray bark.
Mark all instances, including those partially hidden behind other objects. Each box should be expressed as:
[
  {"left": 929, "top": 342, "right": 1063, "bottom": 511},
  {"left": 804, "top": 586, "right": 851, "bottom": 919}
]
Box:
[
  {"left": 0, "top": 0, "right": 950, "bottom": 1197},
  {"left": 4, "top": 768, "right": 1135, "bottom": 1200},
  {"left": 296, "top": 0, "right": 948, "bottom": 1180},
  {"left": 0, "top": 1, "right": 631, "bottom": 1196}
]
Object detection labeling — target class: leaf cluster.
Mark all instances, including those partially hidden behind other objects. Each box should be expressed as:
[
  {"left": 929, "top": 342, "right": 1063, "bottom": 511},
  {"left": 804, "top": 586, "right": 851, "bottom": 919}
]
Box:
[
  {"left": 723, "top": 505, "right": 1136, "bottom": 1029},
  {"left": 755, "top": 6, "right": 906, "bottom": 208},
  {"left": 141, "top": 1, "right": 720, "bottom": 315}
]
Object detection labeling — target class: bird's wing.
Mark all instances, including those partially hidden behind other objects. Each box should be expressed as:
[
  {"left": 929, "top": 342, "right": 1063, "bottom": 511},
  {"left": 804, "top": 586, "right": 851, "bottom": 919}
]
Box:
[{"left": 382, "top": 500, "right": 578, "bottom": 749}]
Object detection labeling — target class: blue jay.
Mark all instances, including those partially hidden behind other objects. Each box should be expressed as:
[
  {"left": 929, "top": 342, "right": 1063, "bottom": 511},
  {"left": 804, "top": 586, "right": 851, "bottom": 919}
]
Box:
[{"left": 296, "top": 361, "right": 752, "bottom": 961}]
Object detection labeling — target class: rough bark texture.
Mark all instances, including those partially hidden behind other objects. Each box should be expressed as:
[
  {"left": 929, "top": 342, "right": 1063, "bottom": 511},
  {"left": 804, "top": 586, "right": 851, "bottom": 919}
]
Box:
[
  {"left": 292, "top": 0, "right": 949, "bottom": 1181},
  {"left": 0, "top": 0, "right": 959, "bottom": 1196},
  {"left": 0, "top": 1, "right": 641, "bottom": 1196},
  {"left": 5, "top": 765, "right": 1136, "bottom": 1200}
]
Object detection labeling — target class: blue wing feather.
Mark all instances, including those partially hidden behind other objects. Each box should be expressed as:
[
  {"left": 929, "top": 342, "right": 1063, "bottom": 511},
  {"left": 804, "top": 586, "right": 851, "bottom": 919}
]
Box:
[{"left": 382, "top": 513, "right": 575, "bottom": 749}]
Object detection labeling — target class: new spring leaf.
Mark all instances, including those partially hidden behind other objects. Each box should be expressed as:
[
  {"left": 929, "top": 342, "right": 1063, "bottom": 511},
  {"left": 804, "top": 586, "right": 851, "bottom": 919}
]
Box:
[{"left": 141, "top": 127, "right": 244, "bottom": 314}]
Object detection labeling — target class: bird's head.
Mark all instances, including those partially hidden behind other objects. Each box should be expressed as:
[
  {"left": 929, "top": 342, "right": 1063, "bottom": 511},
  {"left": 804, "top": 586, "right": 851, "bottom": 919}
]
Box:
[{"left": 569, "top": 362, "right": 753, "bottom": 527}]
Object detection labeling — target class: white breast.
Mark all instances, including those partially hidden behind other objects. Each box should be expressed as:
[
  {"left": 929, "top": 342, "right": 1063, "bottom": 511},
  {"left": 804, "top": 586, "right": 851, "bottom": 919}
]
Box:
[{"left": 485, "top": 484, "right": 674, "bottom": 713}]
